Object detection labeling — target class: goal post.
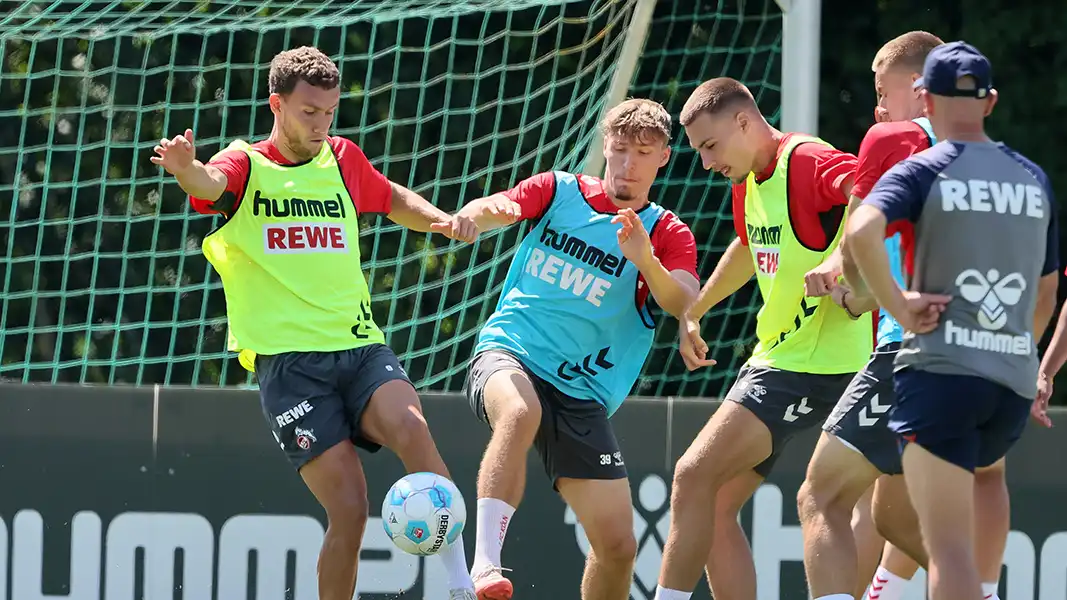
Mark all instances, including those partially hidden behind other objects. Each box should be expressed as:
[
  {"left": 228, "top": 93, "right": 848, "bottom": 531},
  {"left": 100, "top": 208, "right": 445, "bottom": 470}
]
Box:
[
  {"left": 776, "top": 0, "right": 822, "bottom": 136},
  {"left": 1, "top": 0, "right": 790, "bottom": 402},
  {"left": 583, "top": 0, "right": 821, "bottom": 177}
]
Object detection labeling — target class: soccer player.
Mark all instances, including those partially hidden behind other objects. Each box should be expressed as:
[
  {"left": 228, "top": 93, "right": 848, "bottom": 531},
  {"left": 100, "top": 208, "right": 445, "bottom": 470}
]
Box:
[
  {"left": 458, "top": 99, "right": 700, "bottom": 600},
  {"left": 846, "top": 41, "right": 1059, "bottom": 600},
  {"left": 652, "top": 77, "right": 872, "bottom": 600},
  {"left": 151, "top": 47, "right": 480, "bottom": 600},
  {"left": 797, "top": 31, "right": 1017, "bottom": 600}
]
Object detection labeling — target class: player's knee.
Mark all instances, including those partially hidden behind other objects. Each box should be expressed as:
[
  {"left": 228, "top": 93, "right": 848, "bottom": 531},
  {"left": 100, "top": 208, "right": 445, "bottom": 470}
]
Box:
[
  {"left": 587, "top": 522, "right": 637, "bottom": 565},
  {"left": 324, "top": 493, "right": 370, "bottom": 545},
  {"left": 382, "top": 406, "right": 435, "bottom": 456},
  {"left": 671, "top": 454, "right": 722, "bottom": 509},
  {"left": 797, "top": 478, "right": 845, "bottom": 526},
  {"left": 486, "top": 391, "right": 541, "bottom": 437}
]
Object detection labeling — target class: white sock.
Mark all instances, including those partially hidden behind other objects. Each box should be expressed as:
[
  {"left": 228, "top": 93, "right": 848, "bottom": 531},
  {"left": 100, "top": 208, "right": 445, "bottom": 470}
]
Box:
[
  {"left": 863, "top": 566, "right": 908, "bottom": 600},
  {"left": 472, "top": 498, "right": 515, "bottom": 572},
  {"left": 815, "top": 595, "right": 854, "bottom": 600},
  {"left": 438, "top": 532, "right": 474, "bottom": 590},
  {"left": 653, "top": 587, "right": 692, "bottom": 600},
  {"left": 981, "top": 582, "right": 1000, "bottom": 599}
]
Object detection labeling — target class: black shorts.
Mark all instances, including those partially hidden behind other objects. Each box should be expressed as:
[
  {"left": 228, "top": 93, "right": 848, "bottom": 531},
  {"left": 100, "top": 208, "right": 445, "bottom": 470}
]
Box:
[
  {"left": 724, "top": 364, "right": 853, "bottom": 477},
  {"left": 823, "top": 343, "right": 903, "bottom": 475},
  {"left": 255, "top": 344, "right": 413, "bottom": 470},
  {"left": 465, "top": 349, "right": 626, "bottom": 486},
  {"left": 889, "top": 367, "right": 1031, "bottom": 472}
]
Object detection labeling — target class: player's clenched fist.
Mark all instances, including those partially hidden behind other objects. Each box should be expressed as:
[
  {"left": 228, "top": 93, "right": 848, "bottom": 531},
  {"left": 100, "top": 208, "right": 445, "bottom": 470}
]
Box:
[
  {"left": 804, "top": 257, "right": 841, "bottom": 297},
  {"left": 482, "top": 196, "right": 521, "bottom": 225},
  {"left": 894, "top": 289, "right": 951, "bottom": 334},
  {"left": 150, "top": 128, "right": 197, "bottom": 174},
  {"left": 678, "top": 315, "right": 716, "bottom": 371},
  {"left": 430, "top": 213, "right": 479, "bottom": 244}
]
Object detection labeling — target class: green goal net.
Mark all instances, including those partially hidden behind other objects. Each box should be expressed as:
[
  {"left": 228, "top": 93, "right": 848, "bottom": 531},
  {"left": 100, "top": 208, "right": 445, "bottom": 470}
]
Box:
[{"left": 1, "top": 0, "right": 782, "bottom": 399}]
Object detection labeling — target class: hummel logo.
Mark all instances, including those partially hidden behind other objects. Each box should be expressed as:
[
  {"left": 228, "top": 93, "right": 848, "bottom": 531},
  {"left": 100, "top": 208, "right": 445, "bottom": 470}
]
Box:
[
  {"left": 557, "top": 347, "right": 615, "bottom": 381},
  {"left": 783, "top": 397, "right": 812, "bottom": 422},
  {"left": 858, "top": 393, "right": 891, "bottom": 427}
]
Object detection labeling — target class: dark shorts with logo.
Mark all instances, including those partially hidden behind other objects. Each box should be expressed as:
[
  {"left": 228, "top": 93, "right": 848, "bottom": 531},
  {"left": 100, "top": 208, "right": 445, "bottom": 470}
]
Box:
[
  {"left": 255, "top": 343, "right": 413, "bottom": 470},
  {"left": 822, "top": 343, "right": 903, "bottom": 475},
  {"left": 465, "top": 349, "right": 627, "bottom": 487},
  {"left": 724, "top": 364, "right": 854, "bottom": 477},
  {"left": 889, "top": 367, "right": 1030, "bottom": 472}
]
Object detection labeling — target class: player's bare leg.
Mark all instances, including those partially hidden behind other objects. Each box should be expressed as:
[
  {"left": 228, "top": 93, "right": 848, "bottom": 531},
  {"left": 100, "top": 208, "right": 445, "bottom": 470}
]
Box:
[
  {"left": 798, "top": 432, "right": 883, "bottom": 597},
  {"left": 656, "top": 402, "right": 772, "bottom": 596},
  {"left": 901, "top": 443, "right": 981, "bottom": 600},
  {"left": 471, "top": 369, "right": 542, "bottom": 599},
  {"left": 558, "top": 478, "right": 637, "bottom": 600},
  {"left": 299, "top": 442, "right": 371, "bottom": 600},
  {"left": 871, "top": 475, "right": 927, "bottom": 565},
  {"left": 851, "top": 485, "right": 887, "bottom": 599},
  {"left": 975, "top": 459, "right": 1009, "bottom": 599},
  {"left": 864, "top": 460, "right": 1008, "bottom": 600},
  {"left": 360, "top": 379, "right": 475, "bottom": 596},
  {"left": 704, "top": 470, "right": 763, "bottom": 600}
]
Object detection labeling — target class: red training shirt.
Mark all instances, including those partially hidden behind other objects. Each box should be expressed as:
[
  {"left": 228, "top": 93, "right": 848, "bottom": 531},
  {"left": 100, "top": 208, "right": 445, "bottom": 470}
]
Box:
[
  {"left": 731, "top": 133, "right": 858, "bottom": 251},
  {"left": 501, "top": 172, "right": 699, "bottom": 309},
  {"left": 188, "top": 136, "right": 393, "bottom": 217},
  {"left": 851, "top": 119, "right": 933, "bottom": 339},
  {"left": 853, "top": 120, "right": 933, "bottom": 279}
]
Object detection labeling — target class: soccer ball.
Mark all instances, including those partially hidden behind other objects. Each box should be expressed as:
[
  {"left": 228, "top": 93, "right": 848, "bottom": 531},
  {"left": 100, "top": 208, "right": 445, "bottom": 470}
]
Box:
[{"left": 381, "top": 472, "right": 466, "bottom": 556}]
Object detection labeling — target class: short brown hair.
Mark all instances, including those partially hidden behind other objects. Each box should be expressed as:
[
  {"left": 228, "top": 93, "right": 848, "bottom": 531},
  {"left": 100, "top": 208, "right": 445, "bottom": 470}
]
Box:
[
  {"left": 269, "top": 46, "right": 340, "bottom": 95},
  {"left": 871, "top": 31, "right": 944, "bottom": 74},
  {"left": 679, "top": 78, "right": 756, "bottom": 126},
  {"left": 600, "top": 98, "right": 672, "bottom": 145}
]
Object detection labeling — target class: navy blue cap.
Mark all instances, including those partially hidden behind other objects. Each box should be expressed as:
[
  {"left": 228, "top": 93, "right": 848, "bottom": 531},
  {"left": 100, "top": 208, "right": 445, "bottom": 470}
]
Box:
[{"left": 913, "top": 41, "right": 993, "bottom": 98}]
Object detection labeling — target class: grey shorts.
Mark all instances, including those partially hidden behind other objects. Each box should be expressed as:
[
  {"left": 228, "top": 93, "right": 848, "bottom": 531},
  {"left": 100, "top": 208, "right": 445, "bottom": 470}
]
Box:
[
  {"left": 465, "top": 349, "right": 626, "bottom": 486},
  {"left": 823, "top": 343, "right": 903, "bottom": 475},
  {"left": 724, "top": 364, "right": 854, "bottom": 477},
  {"left": 255, "top": 344, "right": 412, "bottom": 469}
]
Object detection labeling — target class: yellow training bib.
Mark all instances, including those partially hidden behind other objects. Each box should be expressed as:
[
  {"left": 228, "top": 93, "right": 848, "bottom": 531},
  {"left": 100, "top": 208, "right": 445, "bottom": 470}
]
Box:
[
  {"left": 201, "top": 140, "right": 385, "bottom": 371},
  {"left": 742, "top": 134, "right": 871, "bottom": 374}
]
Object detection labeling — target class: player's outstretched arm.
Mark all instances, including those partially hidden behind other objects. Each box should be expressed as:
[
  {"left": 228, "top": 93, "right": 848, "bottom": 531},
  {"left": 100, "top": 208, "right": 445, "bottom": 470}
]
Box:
[
  {"left": 150, "top": 129, "right": 227, "bottom": 201},
  {"left": 676, "top": 236, "right": 754, "bottom": 370},
  {"left": 454, "top": 194, "right": 522, "bottom": 233},
  {"left": 387, "top": 182, "right": 478, "bottom": 243},
  {"left": 686, "top": 236, "right": 754, "bottom": 321}
]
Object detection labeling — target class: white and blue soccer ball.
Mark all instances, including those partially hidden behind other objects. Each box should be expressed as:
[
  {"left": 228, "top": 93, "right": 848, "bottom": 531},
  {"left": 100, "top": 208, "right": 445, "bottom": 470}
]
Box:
[{"left": 381, "top": 472, "right": 466, "bottom": 556}]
